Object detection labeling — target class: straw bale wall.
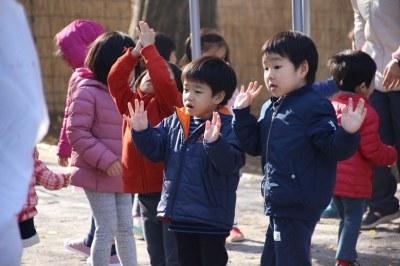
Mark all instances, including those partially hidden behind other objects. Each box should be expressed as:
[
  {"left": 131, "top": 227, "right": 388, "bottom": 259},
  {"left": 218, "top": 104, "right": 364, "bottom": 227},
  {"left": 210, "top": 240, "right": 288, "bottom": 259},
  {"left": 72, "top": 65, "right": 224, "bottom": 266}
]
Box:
[{"left": 19, "top": 0, "right": 354, "bottom": 137}]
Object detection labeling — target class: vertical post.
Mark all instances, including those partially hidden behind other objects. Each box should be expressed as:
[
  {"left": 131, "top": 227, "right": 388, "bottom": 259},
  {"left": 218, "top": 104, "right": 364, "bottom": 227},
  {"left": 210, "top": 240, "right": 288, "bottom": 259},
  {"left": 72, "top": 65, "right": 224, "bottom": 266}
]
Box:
[
  {"left": 292, "top": 0, "right": 303, "bottom": 32},
  {"left": 303, "top": 0, "right": 311, "bottom": 36},
  {"left": 189, "top": 0, "right": 201, "bottom": 60}
]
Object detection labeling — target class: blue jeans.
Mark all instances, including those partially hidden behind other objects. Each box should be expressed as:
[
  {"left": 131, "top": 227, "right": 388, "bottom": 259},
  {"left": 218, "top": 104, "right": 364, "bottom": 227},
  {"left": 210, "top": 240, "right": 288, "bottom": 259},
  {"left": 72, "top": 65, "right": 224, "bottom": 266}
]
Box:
[
  {"left": 260, "top": 217, "right": 317, "bottom": 266},
  {"left": 139, "top": 193, "right": 179, "bottom": 266},
  {"left": 368, "top": 90, "right": 400, "bottom": 214},
  {"left": 333, "top": 196, "right": 365, "bottom": 262}
]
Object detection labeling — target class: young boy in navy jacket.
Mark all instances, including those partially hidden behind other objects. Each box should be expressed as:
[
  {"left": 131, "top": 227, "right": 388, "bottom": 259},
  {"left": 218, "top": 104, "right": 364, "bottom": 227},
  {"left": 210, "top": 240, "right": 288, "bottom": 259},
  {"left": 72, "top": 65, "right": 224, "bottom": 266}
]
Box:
[
  {"left": 124, "top": 56, "right": 245, "bottom": 266},
  {"left": 232, "top": 31, "right": 367, "bottom": 266}
]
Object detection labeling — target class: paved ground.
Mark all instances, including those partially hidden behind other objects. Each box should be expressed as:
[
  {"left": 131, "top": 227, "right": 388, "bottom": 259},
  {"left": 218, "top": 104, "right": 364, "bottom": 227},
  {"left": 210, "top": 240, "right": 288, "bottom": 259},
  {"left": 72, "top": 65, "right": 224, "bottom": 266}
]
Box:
[{"left": 21, "top": 143, "right": 400, "bottom": 266}]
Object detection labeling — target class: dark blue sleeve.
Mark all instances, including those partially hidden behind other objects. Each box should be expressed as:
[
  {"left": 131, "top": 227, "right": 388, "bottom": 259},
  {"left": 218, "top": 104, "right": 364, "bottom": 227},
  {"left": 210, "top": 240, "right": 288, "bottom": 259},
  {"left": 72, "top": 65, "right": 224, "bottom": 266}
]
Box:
[
  {"left": 312, "top": 77, "right": 339, "bottom": 98},
  {"left": 307, "top": 98, "right": 360, "bottom": 160},
  {"left": 204, "top": 123, "right": 246, "bottom": 175},
  {"left": 130, "top": 120, "right": 168, "bottom": 163},
  {"left": 232, "top": 106, "right": 262, "bottom": 156}
]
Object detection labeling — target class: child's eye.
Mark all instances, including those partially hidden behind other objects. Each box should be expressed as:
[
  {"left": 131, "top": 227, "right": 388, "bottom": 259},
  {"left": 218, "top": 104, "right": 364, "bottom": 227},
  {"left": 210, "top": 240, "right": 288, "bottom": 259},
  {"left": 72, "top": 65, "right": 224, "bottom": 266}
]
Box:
[
  {"left": 274, "top": 65, "right": 281, "bottom": 70},
  {"left": 264, "top": 67, "right": 269, "bottom": 71},
  {"left": 195, "top": 90, "right": 202, "bottom": 94}
]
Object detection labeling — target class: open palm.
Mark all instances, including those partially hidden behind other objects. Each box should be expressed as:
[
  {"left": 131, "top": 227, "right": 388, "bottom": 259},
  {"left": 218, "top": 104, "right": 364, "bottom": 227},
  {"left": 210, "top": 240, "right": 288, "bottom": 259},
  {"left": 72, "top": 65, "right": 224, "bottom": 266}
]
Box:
[
  {"left": 123, "top": 99, "right": 148, "bottom": 132},
  {"left": 204, "top": 112, "right": 221, "bottom": 143},
  {"left": 233, "top": 81, "right": 263, "bottom": 109},
  {"left": 341, "top": 98, "right": 367, "bottom": 133}
]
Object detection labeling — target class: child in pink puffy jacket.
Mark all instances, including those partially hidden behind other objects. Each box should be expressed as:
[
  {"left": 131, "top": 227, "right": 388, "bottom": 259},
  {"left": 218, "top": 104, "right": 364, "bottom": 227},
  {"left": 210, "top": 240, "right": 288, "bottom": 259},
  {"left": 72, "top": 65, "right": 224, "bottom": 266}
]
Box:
[{"left": 54, "top": 19, "right": 105, "bottom": 167}]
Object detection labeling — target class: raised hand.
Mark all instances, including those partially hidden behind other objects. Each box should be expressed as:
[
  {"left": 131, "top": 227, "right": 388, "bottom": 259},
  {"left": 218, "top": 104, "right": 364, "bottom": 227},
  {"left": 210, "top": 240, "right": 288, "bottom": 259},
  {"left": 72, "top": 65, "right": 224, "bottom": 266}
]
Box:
[
  {"left": 382, "top": 59, "right": 400, "bottom": 90},
  {"left": 136, "top": 21, "right": 155, "bottom": 48},
  {"left": 341, "top": 98, "right": 367, "bottom": 133},
  {"left": 131, "top": 40, "right": 142, "bottom": 58},
  {"left": 233, "top": 81, "right": 263, "bottom": 109},
  {"left": 204, "top": 111, "right": 221, "bottom": 143},
  {"left": 122, "top": 99, "right": 149, "bottom": 132}
]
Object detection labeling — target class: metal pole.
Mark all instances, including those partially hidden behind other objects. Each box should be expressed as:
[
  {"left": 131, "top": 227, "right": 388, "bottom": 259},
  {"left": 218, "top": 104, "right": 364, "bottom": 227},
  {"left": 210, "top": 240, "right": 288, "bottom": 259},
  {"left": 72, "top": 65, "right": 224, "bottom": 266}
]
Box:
[
  {"left": 292, "top": 0, "right": 303, "bottom": 32},
  {"left": 303, "top": 0, "right": 311, "bottom": 36},
  {"left": 189, "top": 0, "right": 201, "bottom": 60}
]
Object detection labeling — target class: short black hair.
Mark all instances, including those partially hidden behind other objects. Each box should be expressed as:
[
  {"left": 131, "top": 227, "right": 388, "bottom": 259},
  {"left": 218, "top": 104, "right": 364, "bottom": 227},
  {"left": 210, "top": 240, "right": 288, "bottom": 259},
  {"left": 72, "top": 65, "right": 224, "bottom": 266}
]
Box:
[
  {"left": 85, "top": 31, "right": 135, "bottom": 85},
  {"left": 155, "top": 33, "right": 176, "bottom": 62},
  {"left": 261, "top": 30, "right": 318, "bottom": 84},
  {"left": 328, "top": 49, "right": 376, "bottom": 92},
  {"left": 182, "top": 56, "right": 237, "bottom": 106}
]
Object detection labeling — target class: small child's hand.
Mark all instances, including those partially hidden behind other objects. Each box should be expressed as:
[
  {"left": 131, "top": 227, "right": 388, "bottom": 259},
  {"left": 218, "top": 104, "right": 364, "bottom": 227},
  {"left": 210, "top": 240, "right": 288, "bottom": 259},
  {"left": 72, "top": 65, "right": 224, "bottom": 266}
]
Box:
[
  {"left": 233, "top": 81, "right": 263, "bottom": 109},
  {"left": 341, "top": 98, "right": 367, "bottom": 133},
  {"left": 136, "top": 21, "right": 155, "bottom": 48},
  {"left": 204, "top": 112, "right": 221, "bottom": 143},
  {"left": 58, "top": 156, "right": 69, "bottom": 167},
  {"left": 106, "top": 161, "right": 122, "bottom": 177},
  {"left": 123, "top": 99, "right": 149, "bottom": 132},
  {"left": 132, "top": 40, "right": 142, "bottom": 58},
  {"left": 64, "top": 173, "right": 71, "bottom": 187}
]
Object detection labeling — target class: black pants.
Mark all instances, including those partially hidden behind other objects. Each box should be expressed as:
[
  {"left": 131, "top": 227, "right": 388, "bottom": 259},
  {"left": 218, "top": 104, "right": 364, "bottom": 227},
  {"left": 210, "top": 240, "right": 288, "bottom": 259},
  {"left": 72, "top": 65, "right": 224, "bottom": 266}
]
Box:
[
  {"left": 174, "top": 232, "right": 228, "bottom": 266},
  {"left": 19, "top": 217, "right": 36, "bottom": 239}
]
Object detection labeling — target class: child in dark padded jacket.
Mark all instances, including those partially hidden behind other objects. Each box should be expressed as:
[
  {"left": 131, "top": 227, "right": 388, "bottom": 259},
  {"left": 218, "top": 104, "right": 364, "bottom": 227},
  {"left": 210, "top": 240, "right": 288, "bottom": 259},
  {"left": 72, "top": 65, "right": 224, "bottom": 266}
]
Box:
[
  {"left": 232, "top": 31, "right": 367, "bottom": 266},
  {"left": 124, "top": 56, "right": 245, "bottom": 266}
]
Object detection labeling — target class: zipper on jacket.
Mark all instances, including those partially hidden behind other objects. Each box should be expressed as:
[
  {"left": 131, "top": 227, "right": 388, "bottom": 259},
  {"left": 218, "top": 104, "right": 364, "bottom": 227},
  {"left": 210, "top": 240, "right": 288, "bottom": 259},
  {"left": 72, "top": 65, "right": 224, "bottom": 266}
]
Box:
[
  {"left": 165, "top": 123, "right": 205, "bottom": 218},
  {"left": 263, "top": 97, "right": 284, "bottom": 198}
]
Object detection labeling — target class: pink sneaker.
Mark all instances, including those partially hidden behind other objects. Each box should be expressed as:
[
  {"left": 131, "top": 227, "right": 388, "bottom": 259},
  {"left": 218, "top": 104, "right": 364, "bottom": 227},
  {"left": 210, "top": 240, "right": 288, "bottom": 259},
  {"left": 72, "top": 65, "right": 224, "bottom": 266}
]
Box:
[
  {"left": 64, "top": 238, "right": 90, "bottom": 257},
  {"left": 228, "top": 227, "right": 245, "bottom": 242}
]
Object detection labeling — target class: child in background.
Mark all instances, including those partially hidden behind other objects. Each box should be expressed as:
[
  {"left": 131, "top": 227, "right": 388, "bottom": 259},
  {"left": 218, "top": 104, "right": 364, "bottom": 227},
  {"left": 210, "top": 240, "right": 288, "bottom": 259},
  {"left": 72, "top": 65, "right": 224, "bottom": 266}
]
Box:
[
  {"left": 232, "top": 31, "right": 366, "bottom": 266},
  {"left": 155, "top": 32, "right": 177, "bottom": 64},
  {"left": 67, "top": 31, "right": 137, "bottom": 266},
  {"left": 54, "top": 19, "right": 105, "bottom": 167},
  {"left": 179, "top": 28, "right": 244, "bottom": 242},
  {"left": 54, "top": 20, "right": 122, "bottom": 265},
  {"left": 108, "top": 21, "right": 182, "bottom": 266},
  {"left": 125, "top": 56, "right": 245, "bottom": 266},
  {"left": 328, "top": 50, "right": 397, "bottom": 266},
  {"left": 18, "top": 147, "right": 70, "bottom": 248}
]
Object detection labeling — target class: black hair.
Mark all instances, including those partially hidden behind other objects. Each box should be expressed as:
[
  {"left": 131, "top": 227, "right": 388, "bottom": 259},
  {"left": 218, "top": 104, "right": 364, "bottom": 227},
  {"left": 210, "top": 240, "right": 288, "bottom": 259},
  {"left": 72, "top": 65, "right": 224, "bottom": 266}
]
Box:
[
  {"left": 155, "top": 33, "right": 176, "bottom": 62},
  {"left": 166, "top": 61, "right": 183, "bottom": 93},
  {"left": 182, "top": 56, "right": 237, "bottom": 106},
  {"left": 85, "top": 31, "right": 135, "bottom": 85},
  {"left": 261, "top": 30, "right": 318, "bottom": 84},
  {"left": 179, "top": 28, "right": 230, "bottom": 67},
  {"left": 328, "top": 49, "right": 376, "bottom": 92}
]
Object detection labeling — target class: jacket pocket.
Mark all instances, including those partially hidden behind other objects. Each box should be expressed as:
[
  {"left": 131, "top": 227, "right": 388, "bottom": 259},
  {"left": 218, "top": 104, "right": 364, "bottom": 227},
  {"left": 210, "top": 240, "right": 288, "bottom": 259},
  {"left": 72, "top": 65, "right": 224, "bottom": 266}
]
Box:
[{"left": 264, "top": 160, "right": 301, "bottom": 206}]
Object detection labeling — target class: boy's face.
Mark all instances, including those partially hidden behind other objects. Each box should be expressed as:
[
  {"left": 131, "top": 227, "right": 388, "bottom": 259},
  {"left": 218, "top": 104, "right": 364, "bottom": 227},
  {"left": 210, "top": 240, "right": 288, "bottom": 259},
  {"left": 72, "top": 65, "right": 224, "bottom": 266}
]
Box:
[
  {"left": 262, "top": 53, "right": 307, "bottom": 97},
  {"left": 182, "top": 80, "right": 224, "bottom": 119}
]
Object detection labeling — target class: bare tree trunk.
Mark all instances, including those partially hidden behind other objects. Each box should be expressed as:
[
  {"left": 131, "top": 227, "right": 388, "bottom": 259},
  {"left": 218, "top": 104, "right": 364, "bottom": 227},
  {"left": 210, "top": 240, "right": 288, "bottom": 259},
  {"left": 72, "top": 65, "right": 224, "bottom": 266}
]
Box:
[{"left": 129, "top": 0, "right": 217, "bottom": 59}]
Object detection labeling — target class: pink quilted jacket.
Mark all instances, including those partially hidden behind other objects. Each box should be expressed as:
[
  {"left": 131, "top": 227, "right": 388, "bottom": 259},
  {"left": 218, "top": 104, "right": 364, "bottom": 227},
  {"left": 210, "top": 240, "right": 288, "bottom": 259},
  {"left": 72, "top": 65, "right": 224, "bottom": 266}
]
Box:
[{"left": 67, "top": 76, "right": 123, "bottom": 192}]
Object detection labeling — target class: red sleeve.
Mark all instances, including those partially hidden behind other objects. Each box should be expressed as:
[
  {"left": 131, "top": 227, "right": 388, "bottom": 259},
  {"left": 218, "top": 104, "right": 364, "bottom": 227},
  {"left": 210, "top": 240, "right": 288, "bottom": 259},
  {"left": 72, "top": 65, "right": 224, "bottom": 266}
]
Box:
[
  {"left": 108, "top": 49, "right": 141, "bottom": 116},
  {"left": 141, "top": 45, "right": 183, "bottom": 115},
  {"left": 358, "top": 105, "right": 398, "bottom": 166}
]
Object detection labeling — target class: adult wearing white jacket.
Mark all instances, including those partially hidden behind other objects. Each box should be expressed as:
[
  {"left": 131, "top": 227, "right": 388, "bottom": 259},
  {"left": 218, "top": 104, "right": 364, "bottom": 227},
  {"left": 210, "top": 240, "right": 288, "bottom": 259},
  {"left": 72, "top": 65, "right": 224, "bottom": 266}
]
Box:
[
  {"left": 0, "top": 1, "right": 49, "bottom": 265},
  {"left": 351, "top": 0, "right": 400, "bottom": 230}
]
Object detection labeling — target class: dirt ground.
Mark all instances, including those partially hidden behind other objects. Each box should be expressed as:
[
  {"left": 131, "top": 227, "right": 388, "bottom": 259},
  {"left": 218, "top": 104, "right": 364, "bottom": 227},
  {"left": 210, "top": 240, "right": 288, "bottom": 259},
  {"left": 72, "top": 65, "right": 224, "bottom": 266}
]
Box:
[{"left": 20, "top": 143, "right": 400, "bottom": 266}]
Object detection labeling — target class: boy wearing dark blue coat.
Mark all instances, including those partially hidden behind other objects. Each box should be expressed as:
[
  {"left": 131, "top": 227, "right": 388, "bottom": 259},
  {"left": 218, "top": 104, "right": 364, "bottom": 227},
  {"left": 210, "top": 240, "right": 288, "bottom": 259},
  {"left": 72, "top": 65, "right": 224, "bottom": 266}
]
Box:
[
  {"left": 232, "top": 31, "right": 367, "bottom": 266},
  {"left": 124, "top": 56, "right": 245, "bottom": 266}
]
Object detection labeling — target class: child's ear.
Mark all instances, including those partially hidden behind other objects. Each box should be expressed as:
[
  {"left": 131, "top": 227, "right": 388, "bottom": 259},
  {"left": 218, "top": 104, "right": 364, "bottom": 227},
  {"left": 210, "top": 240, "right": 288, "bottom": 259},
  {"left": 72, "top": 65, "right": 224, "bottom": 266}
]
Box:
[
  {"left": 355, "top": 82, "right": 367, "bottom": 94},
  {"left": 214, "top": 91, "right": 226, "bottom": 105},
  {"left": 299, "top": 60, "right": 309, "bottom": 78}
]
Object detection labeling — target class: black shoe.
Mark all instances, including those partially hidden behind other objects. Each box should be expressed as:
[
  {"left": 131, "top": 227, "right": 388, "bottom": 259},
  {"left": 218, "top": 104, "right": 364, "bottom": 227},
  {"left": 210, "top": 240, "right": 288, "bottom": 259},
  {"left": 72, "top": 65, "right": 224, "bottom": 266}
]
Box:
[{"left": 361, "top": 210, "right": 400, "bottom": 229}]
